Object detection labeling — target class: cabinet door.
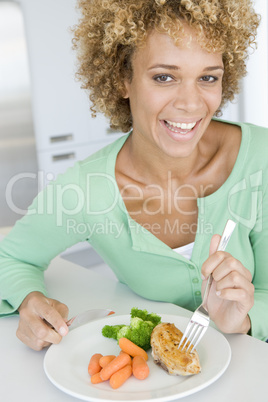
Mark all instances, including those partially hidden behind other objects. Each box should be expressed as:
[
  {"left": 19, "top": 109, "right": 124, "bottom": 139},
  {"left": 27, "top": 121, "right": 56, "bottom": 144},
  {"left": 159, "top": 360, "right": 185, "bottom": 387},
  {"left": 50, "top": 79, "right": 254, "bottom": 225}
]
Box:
[
  {"left": 37, "top": 140, "right": 116, "bottom": 187},
  {"left": 20, "top": 0, "right": 124, "bottom": 151},
  {"left": 38, "top": 112, "right": 123, "bottom": 153}
]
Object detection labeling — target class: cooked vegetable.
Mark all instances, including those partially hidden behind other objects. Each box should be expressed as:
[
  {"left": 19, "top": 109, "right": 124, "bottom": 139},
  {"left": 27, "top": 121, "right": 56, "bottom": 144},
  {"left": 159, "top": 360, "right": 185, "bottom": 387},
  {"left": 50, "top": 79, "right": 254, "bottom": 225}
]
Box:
[
  {"left": 119, "top": 337, "right": 148, "bottom": 361},
  {"left": 88, "top": 349, "right": 150, "bottom": 389},
  {"left": 109, "top": 364, "right": 132, "bottom": 389},
  {"left": 101, "top": 324, "right": 125, "bottom": 340},
  {"left": 100, "top": 352, "right": 132, "bottom": 381},
  {"left": 91, "top": 372, "right": 104, "bottom": 384},
  {"left": 132, "top": 355, "right": 150, "bottom": 380},
  {"left": 88, "top": 353, "right": 103, "bottom": 376},
  {"left": 130, "top": 307, "right": 161, "bottom": 326},
  {"left": 102, "top": 307, "right": 161, "bottom": 350},
  {"left": 119, "top": 317, "right": 154, "bottom": 351},
  {"left": 99, "top": 355, "right": 116, "bottom": 368}
]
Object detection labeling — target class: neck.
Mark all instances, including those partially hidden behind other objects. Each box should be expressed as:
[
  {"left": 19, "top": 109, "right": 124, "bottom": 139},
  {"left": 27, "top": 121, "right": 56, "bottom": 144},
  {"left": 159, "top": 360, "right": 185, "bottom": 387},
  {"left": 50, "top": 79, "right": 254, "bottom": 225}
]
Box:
[{"left": 124, "top": 131, "right": 205, "bottom": 187}]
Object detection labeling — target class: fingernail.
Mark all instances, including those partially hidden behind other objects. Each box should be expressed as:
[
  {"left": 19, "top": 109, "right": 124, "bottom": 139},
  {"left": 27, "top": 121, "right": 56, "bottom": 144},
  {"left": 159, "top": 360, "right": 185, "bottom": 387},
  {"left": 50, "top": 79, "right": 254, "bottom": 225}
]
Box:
[
  {"left": 216, "top": 290, "right": 221, "bottom": 297},
  {"left": 201, "top": 274, "right": 205, "bottom": 280},
  {"left": 59, "top": 326, "right": 68, "bottom": 336}
]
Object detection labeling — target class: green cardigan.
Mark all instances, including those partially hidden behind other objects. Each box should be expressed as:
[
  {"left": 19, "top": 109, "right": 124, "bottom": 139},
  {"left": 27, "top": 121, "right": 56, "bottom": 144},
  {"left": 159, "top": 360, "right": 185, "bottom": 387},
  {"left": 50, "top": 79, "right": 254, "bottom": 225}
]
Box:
[{"left": 0, "top": 120, "right": 267, "bottom": 341}]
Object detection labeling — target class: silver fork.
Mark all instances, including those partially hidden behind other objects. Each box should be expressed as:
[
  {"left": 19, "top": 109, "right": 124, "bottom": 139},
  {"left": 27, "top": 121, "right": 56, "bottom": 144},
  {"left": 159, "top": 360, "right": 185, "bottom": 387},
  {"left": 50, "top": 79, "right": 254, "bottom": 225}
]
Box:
[{"left": 178, "top": 219, "right": 237, "bottom": 353}]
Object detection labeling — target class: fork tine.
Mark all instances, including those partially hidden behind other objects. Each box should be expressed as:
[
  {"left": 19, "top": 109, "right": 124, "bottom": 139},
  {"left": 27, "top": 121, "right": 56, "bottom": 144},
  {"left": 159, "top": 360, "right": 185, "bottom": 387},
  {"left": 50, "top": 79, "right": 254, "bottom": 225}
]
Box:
[
  {"left": 182, "top": 323, "right": 202, "bottom": 352},
  {"left": 192, "top": 325, "right": 208, "bottom": 350},
  {"left": 178, "top": 320, "right": 194, "bottom": 349},
  {"left": 180, "top": 323, "right": 207, "bottom": 353},
  {"left": 185, "top": 324, "right": 203, "bottom": 352},
  {"left": 183, "top": 323, "right": 199, "bottom": 349}
]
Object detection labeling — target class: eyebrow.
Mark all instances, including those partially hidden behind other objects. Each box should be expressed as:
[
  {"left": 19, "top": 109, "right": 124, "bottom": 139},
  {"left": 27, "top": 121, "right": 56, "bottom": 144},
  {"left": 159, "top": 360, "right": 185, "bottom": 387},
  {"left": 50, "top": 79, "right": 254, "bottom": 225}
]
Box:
[{"left": 148, "top": 64, "right": 224, "bottom": 71}]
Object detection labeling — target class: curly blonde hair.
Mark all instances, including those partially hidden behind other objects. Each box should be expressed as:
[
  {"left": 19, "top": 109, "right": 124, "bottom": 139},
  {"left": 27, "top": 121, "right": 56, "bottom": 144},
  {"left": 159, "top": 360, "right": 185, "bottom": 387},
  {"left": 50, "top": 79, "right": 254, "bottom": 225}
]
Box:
[{"left": 73, "top": 0, "right": 260, "bottom": 133}]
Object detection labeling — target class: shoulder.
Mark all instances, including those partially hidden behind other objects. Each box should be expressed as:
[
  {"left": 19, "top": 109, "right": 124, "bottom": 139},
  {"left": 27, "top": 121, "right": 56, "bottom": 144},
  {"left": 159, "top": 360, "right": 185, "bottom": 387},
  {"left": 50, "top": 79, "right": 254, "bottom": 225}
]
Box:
[
  {"left": 240, "top": 122, "right": 268, "bottom": 162},
  {"left": 213, "top": 118, "right": 268, "bottom": 154},
  {"left": 78, "top": 135, "right": 128, "bottom": 173},
  {"left": 241, "top": 121, "right": 268, "bottom": 142},
  {"left": 45, "top": 135, "right": 128, "bottom": 190},
  {"left": 213, "top": 118, "right": 268, "bottom": 135}
]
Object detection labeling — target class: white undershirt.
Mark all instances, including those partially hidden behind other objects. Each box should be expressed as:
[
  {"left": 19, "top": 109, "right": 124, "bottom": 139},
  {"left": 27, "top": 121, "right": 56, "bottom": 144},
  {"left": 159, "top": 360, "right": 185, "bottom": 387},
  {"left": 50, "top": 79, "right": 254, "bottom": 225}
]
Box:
[{"left": 173, "top": 242, "right": 195, "bottom": 260}]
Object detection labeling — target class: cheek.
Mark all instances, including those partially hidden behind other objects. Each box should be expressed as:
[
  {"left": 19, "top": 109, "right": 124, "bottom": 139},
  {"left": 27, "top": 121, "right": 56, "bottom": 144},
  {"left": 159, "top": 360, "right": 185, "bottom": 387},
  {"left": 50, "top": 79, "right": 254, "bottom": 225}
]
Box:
[
  {"left": 133, "top": 88, "right": 164, "bottom": 118},
  {"left": 145, "top": 88, "right": 170, "bottom": 113},
  {"left": 207, "top": 90, "right": 223, "bottom": 113}
]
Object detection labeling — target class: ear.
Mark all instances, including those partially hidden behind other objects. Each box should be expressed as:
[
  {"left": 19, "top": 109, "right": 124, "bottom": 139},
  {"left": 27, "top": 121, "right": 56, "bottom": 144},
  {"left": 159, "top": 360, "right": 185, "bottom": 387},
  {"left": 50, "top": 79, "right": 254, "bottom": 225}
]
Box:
[{"left": 122, "top": 80, "right": 130, "bottom": 99}]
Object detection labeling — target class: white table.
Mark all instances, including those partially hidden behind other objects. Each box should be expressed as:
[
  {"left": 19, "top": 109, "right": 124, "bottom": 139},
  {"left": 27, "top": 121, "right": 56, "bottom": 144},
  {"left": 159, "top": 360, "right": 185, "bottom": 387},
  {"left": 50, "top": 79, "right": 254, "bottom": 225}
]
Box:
[{"left": 0, "top": 245, "right": 267, "bottom": 402}]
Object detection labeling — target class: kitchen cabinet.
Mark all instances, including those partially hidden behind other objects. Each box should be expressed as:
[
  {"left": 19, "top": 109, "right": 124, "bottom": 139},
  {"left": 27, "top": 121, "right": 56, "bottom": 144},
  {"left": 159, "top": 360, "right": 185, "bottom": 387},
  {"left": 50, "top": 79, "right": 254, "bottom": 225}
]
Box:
[
  {"left": 37, "top": 140, "right": 115, "bottom": 184},
  {"left": 18, "top": 0, "right": 123, "bottom": 179}
]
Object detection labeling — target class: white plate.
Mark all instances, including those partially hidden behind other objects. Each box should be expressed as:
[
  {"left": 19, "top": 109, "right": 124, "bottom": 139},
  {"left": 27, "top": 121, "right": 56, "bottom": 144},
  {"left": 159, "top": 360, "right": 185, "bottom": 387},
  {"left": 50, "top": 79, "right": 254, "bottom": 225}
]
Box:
[{"left": 44, "top": 314, "right": 231, "bottom": 402}]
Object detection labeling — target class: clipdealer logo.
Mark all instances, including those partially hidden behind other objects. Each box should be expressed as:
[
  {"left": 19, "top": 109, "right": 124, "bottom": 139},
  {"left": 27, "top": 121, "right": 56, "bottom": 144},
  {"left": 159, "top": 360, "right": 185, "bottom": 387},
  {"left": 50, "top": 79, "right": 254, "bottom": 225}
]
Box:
[
  {"left": 4, "top": 170, "right": 264, "bottom": 232},
  {"left": 227, "top": 170, "right": 263, "bottom": 232}
]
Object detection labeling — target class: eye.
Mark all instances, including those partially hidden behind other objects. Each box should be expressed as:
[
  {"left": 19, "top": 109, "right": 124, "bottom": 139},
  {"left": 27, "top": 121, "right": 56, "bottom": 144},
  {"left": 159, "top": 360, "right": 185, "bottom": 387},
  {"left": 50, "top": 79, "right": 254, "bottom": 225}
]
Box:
[
  {"left": 200, "top": 75, "right": 218, "bottom": 83},
  {"left": 153, "top": 74, "right": 174, "bottom": 83}
]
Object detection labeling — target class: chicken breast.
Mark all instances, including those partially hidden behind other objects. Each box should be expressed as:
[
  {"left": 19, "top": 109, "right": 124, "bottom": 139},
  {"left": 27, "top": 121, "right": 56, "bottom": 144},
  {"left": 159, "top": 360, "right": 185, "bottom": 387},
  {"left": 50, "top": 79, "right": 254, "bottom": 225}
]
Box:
[{"left": 150, "top": 322, "right": 201, "bottom": 376}]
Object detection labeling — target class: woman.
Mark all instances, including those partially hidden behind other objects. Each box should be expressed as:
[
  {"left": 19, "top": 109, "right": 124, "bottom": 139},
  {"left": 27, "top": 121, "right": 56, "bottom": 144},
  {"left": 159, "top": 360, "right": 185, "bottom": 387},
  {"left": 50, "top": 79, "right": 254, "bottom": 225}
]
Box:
[{"left": 0, "top": 0, "right": 266, "bottom": 351}]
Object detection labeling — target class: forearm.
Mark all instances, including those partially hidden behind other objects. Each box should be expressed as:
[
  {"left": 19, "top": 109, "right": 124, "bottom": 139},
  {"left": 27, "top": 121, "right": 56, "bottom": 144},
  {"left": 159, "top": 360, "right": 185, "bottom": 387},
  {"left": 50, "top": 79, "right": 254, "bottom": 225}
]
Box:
[{"left": 0, "top": 253, "right": 48, "bottom": 316}]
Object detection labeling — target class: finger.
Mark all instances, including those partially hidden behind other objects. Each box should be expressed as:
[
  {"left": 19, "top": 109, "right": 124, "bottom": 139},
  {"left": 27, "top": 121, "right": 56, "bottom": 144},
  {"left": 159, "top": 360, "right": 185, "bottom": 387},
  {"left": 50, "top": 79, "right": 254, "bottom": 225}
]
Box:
[
  {"left": 202, "top": 249, "right": 226, "bottom": 278},
  {"left": 215, "top": 270, "right": 255, "bottom": 295},
  {"left": 215, "top": 286, "right": 254, "bottom": 308},
  {"left": 209, "top": 234, "right": 221, "bottom": 256},
  {"left": 38, "top": 301, "right": 69, "bottom": 338},
  {"left": 16, "top": 328, "right": 51, "bottom": 351},
  {"left": 202, "top": 249, "right": 252, "bottom": 283},
  {"left": 30, "top": 316, "right": 63, "bottom": 345},
  {"left": 55, "top": 301, "right": 69, "bottom": 322},
  {"left": 16, "top": 319, "right": 53, "bottom": 351},
  {"left": 201, "top": 234, "right": 222, "bottom": 279},
  {"left": 211, "top": 256, "right": 252, "bottom": 283}
]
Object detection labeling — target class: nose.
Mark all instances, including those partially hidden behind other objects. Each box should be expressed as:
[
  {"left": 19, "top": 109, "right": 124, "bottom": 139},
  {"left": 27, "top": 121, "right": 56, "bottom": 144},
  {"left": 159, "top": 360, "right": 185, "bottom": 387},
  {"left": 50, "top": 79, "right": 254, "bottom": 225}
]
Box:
[{"left": 172, "top": 82, "right": 203, "bottom": 113}]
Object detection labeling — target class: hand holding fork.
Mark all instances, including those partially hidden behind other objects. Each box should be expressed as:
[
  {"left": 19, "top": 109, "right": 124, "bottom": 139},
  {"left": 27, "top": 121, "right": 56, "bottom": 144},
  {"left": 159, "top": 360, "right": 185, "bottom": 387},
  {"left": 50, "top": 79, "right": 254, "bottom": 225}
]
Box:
[{"left": 178, "top": 219, "right": 237, "bottom": 353}]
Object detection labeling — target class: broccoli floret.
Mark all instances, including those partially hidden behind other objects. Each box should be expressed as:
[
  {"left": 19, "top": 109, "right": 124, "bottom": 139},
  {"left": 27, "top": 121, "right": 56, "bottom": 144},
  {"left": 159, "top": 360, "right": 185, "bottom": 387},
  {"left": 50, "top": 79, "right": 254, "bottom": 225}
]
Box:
[
  {"left": 117, "top": 325, "right": 132, "bottom": 340},
  {"left": 102, "top": 308, "right": 162, "bottom": 351},
  {"left": 131, "top": 307, "right": 161, "bottom": 326},
  {"left": 127, "top": 317, "right": 155, "bottom": 350},
  {"left": 101, "top": 324, "right": 125, "bottom": 340},
  {"left": 130, "top": 317, "right": 154, "bottom": 332},
  {"left": 115, "top": 319, "right": 153, "bottom": 351}
]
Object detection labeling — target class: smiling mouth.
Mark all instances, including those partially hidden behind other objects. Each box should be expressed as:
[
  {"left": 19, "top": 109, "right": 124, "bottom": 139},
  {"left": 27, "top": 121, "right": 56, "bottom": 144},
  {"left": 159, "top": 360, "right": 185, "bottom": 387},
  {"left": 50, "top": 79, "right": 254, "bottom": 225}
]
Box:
[{"left": 164, "top": 120, "right": 198, "bottom": 133}]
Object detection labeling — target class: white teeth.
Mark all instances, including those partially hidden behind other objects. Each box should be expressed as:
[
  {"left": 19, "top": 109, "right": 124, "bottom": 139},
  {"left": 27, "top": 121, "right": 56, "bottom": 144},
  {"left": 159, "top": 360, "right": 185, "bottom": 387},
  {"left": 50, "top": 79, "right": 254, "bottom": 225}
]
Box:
[{"left": 166, "top": 120, "right": 197, "bottom": 130}]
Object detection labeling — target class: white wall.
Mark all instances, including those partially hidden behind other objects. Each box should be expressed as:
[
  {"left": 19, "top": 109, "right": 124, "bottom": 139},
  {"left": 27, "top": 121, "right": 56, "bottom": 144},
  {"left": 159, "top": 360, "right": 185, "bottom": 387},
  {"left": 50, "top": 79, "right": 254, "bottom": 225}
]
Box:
[
  {"left": 242, "top": 0, "right": 268, "bottom": 127},
  {"left": 222, "top": 0, "right": 268, "bottom": 128}
]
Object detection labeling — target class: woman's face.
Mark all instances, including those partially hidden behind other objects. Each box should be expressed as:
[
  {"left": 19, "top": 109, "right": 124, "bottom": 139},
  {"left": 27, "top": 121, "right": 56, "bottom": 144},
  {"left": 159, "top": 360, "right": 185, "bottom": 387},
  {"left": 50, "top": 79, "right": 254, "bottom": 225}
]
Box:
[{"left": 124, "top": 27, "right": 224, "bottom": 159}]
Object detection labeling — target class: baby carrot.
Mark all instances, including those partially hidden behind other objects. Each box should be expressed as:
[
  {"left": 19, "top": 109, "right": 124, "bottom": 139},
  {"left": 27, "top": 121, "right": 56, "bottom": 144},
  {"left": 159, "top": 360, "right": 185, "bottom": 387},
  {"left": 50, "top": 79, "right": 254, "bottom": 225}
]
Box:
[
  {"left": 88, "top": 353, "right": 103, "bottom": 376},
  {"left": 91, "top": 372, "right": 105, "bottom": 384},
  {"left": 119, "top": 338, "right": 148, "bottom": 361},
  {"left": 132, "top": 355, "right": 150, "bottom": 380},
  {"left": 100, "top": 352, "right": 132, "bottom": 381},
  {"left": 109, "top": 364, "right": 132, "bottom": 389},
  {"left": 99, "top": 355, "right": 116, "bottom": 368}
]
